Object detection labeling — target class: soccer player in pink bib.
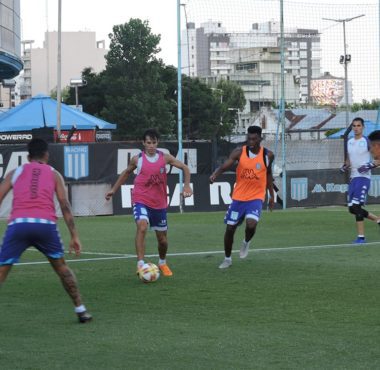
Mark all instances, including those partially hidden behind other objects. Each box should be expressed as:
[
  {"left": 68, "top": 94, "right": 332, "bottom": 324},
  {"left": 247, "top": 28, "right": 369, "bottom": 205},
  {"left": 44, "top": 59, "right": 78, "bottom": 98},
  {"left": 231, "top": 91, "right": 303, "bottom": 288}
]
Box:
[
  {"left": 0, "top": 138, "right": 92, "bottom": 323},
  {"left": 106, "top": 128, "right": 192, "bottom": 277}
]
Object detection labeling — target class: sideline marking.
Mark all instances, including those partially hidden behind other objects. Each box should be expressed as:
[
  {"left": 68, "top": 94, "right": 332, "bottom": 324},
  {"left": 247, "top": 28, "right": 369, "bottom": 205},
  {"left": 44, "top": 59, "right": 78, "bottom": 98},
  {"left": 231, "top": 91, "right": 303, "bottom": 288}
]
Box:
[{"left": 16, "top": 241, "right": 380, "bottom": 266}]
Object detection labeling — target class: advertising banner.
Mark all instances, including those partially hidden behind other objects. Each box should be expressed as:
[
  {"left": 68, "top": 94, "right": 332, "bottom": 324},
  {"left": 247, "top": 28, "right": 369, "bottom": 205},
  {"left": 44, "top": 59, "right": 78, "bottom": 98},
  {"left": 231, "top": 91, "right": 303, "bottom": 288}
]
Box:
[
  {"left": 54, "top": 130, "right": 96, "bottom": 143},
  {"left": 1, "top": 143, "right": 370, "bottom": 214},
  {"left": 0, "top": 132, "right": 33, "bottom": 144},
  {"left": 287, "top": 169, "right": 380, "bottom": 207}
]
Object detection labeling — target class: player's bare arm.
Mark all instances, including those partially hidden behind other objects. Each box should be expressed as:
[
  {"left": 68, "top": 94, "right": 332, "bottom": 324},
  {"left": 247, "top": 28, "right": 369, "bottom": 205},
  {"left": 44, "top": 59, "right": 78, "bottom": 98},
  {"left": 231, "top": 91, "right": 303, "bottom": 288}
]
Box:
[
  {"left": 0, "top": 170, "right": 14, "bottom": 205},
  {"left": 209, "top": 147, "right": 242, "bottom": 183},
  {"left": 164, "top": 154, "right": 193, "bottom": 198},
  {"left": 266, "top": 151, "right": 275, "bottom": 210},
  {"left": 105, "top": 155, "right": 138, "bottom": 200},
  {"left": 55, "top": 171, "right": 81, "bottom": 256}
]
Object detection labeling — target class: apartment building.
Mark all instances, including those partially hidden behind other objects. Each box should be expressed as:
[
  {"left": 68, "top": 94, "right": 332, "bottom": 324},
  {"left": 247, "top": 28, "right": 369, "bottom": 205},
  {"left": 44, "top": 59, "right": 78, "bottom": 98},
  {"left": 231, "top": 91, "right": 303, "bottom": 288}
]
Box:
[{"left": 20, "top": 31, "right": 107, "bottom": 100}]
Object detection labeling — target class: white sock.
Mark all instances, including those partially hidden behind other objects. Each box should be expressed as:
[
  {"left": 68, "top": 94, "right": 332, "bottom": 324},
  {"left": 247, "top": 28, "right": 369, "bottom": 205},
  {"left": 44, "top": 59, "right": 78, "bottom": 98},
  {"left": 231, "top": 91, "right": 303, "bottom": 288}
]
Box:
[
  {"left": 159, "top": 259, "right": 166, "bottom": 265},
  {"left": 137, "top": 260, "right": 145, "bottom": 268},
  {"left": 75, "top": 305, "right": 86, "bottom": 314},
  {"left": 225, "top": 256, "right": 232, "bottom": 262},
  {"left": 358, "top": 235, "right": 365, "bottom": 238}
]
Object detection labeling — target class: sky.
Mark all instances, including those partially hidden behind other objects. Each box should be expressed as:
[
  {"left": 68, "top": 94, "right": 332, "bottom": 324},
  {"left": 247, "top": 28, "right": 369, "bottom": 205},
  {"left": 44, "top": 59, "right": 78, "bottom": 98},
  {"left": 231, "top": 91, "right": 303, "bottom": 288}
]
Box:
[
  {"left": 20, "top": 0, "right": 179, "bottom": 66},
  {"left": 20, "top": 0, "right": 380, "bottom": 101}
]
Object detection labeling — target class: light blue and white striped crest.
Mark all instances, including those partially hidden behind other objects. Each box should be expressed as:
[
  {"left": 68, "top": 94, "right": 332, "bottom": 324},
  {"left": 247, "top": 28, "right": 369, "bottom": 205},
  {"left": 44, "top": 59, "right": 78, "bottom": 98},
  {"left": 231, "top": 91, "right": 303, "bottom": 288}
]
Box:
[
  {"left": 291, "top": 177, "right": 308, "bottom": 201},
  {"left": 369, "top": 175, "right": 380, "bottom": 198},
  {"left": 64, "top": 146, "right": 89, "bottom": 180}
]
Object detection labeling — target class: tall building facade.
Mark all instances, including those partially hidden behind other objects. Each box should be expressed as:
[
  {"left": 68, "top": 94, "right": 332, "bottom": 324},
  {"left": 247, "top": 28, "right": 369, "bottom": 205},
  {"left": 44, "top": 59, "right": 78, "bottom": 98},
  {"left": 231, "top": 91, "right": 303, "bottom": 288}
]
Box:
[
  {"left": 20, "top": 31, "right": 107, "bottom": 100},
  {"left": 0, "top": 0, "right": 22, "bottom": 108},
  {"left": 282, "top": 27, "right": 321, "bottom": 104},
  {"left": 0, "top": 0, "right": 22, "bottom": 79},
  {"left": 181, "top": 20, "right": 322, "bottom": 116}
]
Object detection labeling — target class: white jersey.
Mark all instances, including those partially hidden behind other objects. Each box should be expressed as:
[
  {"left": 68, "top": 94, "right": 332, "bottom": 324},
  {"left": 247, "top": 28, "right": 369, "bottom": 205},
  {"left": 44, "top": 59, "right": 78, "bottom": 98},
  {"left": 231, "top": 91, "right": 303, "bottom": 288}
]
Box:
[{"left": 347, "top": 136, "right": 371, "bottom": 179}]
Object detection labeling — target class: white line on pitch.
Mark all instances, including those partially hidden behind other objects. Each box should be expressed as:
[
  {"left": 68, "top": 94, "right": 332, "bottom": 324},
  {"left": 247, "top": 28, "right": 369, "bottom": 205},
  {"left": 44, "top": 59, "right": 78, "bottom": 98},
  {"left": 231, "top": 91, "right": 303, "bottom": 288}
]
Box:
[{"left": 15, "top": 241, "right": 380, "bottom": 266}]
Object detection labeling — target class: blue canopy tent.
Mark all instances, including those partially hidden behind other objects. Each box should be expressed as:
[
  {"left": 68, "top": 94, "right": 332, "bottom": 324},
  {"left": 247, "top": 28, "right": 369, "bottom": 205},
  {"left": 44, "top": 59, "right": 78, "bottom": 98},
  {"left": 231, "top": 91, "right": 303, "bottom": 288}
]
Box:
[
  {"left": 328, "top": 120, "right": 380, "bottom": 139},
  {"left": 0, "top": 94, "right": 116, "bottom": 132}
]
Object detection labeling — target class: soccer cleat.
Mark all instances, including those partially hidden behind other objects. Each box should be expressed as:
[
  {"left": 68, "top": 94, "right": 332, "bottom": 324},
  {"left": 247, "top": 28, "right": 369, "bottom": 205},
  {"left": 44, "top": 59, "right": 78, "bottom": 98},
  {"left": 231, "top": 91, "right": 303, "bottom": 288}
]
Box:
[
  {"left": 77, "top": 311, "right": 92, "bottom": 323},
  {"left": 159, "top": 263, "right": 173, "bottom": 277},
  {"left": 239, "top": 240, "right": 251, "bottom": 259},
  {"left": 218, "top": 259, "right": 232, "bottom": 269},
  {"left": 353, "top": 237, "right": 366, "bottom": 244}
]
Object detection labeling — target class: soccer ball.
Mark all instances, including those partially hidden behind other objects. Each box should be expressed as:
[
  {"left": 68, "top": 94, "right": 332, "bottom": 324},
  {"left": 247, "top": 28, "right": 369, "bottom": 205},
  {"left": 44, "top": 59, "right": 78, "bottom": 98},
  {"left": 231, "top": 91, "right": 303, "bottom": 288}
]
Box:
[{"left": 138, "top": 263, "right": 160, "bottom": 283}]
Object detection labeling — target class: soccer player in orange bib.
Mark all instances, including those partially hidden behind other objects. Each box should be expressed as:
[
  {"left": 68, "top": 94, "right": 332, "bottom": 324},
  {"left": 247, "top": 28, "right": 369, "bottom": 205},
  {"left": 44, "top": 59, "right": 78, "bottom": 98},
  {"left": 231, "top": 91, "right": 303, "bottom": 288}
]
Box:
[{"left": 209, "top": 126, "right": 275, "bottom": 269}]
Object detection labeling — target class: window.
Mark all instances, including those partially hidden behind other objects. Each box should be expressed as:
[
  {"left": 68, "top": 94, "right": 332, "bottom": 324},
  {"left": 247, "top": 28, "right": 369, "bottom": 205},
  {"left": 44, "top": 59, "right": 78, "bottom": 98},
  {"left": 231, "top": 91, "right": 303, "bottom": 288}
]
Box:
[
  {"left": 236, "top": 62, "right": 257, "bottom": 71},
  {"left": 300, "top": 50, "right": 307, "bottom": 58},
  {"left": 1, "top": 4, "right": 13, "bottom": 30},
  {"left": 300, "top": 42, "right": 307, "bottom": 49}
]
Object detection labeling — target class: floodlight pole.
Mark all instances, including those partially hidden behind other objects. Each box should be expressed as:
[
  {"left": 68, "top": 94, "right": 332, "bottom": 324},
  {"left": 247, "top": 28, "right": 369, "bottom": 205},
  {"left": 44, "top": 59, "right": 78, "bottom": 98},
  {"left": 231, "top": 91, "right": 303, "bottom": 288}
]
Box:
[
  {"left": 378, "top": 1, "right": 380, "bottom": 124},
  {"left": 73, "top": 85, "right": 80, "bottom": 107},
  {"left": 56, "top": 0, "right": 62, "bottom": 140},
  {"left": 323, "top": 14, "right": 365, "bottom": 127},
  {"left": 177, "top": 0, "right": 184, "bottom": 212},
  {"left": 280, "top": 0, "right": 286, "bottom": 209}
]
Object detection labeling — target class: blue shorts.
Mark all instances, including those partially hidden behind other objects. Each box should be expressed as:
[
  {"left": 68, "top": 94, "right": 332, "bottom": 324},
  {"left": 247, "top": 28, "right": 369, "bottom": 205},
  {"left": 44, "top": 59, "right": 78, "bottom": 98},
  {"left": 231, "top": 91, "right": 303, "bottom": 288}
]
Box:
[
  {"left": 224, "top": 199, "right": 263, "bottom": 226},
  {"left": 0, "top": 220, "right": 64, "bottom": 265},
  {"left": 348, "top": 177, "right": 370, "bottom": 206},
  {"left": 133, "top": 203, "right": 168, "bottom": 231}
]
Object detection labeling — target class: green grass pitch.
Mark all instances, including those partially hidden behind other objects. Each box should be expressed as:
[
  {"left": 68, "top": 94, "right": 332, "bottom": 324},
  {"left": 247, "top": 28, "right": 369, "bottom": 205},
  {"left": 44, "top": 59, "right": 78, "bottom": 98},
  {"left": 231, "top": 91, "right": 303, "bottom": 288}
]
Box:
[{"left": 1, "top": 206, "right": 380, "bottom": 369}]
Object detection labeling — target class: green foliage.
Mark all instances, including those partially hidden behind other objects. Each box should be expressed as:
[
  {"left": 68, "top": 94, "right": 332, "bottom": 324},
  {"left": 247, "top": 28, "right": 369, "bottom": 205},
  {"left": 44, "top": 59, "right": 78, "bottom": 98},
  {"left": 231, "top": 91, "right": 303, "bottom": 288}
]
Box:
[
  {"left": 159, "top": 66, "right": 246, "bottom": 140},
  {"left": 215, "top": 79, "right": 246, "bottom": 137},
  {"left": 102, "top": 19, "right": 174, "bottom": 140},
  {"left": 325, "top": 128, "right": 342, "bottom": 137},
  {"left": 182, "top": 76, "right": 220, "bottom": 140},
  {"left": 351, "top": 99, "right": 380, "bottom": 112},
  {"left": 64, "top": 67, "right": 106, "bottom": 117},
  {"left": 50, "top": 86, "right": 70, "bottom": 102},
  {"left": 61, "top": 18, "right": 246, "bottom": 141}
]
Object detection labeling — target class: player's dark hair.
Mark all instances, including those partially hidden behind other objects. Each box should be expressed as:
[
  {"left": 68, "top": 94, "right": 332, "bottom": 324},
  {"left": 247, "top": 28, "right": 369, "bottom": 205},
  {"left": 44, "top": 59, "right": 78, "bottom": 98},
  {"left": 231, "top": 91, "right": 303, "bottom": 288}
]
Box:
[
  {"left": 27, "top": 138, "right": 48, "bottom": 159},
  {"left": 143, "top": 128, "right": 160, "bottom": 141},
  {"left": 368, "top": 130, "right": 380, "bottom": 142},
  {"left": 352, "top": 117, "right": 364, "bottom": 126},
  {"left": 247, "top": 125, "right": 262, "bottom": 136}
]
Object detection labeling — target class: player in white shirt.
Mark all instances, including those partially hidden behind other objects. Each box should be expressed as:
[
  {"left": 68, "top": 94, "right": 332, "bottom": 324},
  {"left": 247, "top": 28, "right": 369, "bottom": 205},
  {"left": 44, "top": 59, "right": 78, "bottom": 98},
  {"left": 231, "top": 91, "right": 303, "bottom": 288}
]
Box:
[{"left": 341, "top": 117, "right": 380, "bottom": 243}]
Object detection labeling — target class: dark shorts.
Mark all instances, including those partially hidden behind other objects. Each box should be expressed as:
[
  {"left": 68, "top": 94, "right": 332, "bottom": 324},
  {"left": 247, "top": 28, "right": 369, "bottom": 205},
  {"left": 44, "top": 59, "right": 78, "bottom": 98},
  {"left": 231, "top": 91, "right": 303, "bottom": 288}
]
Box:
[
  {"left": 133, "top": 203, "right": 168, "bottom": 231},
  {"left": 348, "top": 177, "right": 370, "bottom": 206},
  {"left": 224, "top": 199, "right": 263, "bottom": 226},
  {"left": 0, "top": 220, "right": 64, "bottom": 265}
]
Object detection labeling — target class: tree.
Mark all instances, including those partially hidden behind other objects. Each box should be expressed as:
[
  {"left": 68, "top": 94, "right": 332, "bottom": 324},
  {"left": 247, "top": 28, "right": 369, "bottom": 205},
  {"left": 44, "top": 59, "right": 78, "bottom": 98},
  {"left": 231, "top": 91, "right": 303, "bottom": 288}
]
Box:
[
  {"left": 351, "top": 99, "right": 380, "bottom": 112},
  {"left": 215, "top": 79, "right": 246, "bottom": 136},
  {"left": 64, "top": 67, "right": 106, "bottom": 117},
  {"left": 159, "top": 66, "right": 246, "bottom": 140},
  {"left": 50, "top": 86, "right": 70, "bottom": 102},
  {"left": 101, "top": 19, "right": 174, "bottom": 139}
]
